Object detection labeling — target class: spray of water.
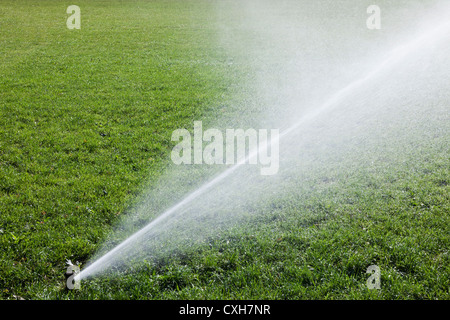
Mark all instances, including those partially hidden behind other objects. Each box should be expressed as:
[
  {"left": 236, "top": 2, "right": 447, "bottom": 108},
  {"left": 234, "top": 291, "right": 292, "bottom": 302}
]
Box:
[{"left": 78, "top": 1, "right": 450, "bottom": 281}]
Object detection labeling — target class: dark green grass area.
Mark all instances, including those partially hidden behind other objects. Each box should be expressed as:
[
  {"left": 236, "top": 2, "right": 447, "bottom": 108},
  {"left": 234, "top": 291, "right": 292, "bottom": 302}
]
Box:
[
  {"left": 0, "top": 1, "right": 449, "bottom": 300},
  {"left": 0, "top": 0, "right": 245, "bottom": 299}
]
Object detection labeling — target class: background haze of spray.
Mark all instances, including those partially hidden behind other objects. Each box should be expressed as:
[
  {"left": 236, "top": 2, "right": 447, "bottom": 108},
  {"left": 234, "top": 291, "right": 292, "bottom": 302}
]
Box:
[{"left": 81, "top": 0, "right": 450, "bottom": 279}]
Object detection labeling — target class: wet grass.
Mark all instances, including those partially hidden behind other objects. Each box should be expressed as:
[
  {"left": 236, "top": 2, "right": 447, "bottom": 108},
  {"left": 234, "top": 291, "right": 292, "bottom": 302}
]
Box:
[{"left": 0, "top": 0, "right": 448, "bottom": 300}]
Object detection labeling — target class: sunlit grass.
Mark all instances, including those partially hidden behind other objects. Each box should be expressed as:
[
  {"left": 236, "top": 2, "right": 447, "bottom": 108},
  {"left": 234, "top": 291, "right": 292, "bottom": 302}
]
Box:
[{"left": 0, "top": 0, "right": 448, "bottom": 300}]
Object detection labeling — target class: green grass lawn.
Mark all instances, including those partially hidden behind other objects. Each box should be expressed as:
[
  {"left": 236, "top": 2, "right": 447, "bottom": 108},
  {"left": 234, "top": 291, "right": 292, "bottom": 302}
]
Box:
[{"left": 0, "top": 0, "right": 448, "bottom": 300}]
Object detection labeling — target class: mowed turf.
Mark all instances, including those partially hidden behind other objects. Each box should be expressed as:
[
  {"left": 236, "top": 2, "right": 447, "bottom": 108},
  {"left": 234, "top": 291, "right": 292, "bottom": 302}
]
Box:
[
  {"left": 0, "top": 0, "right": 240, "bottom": 299},
  {"left": 0, "top": 1, "right": 449, "bottom": 300}
]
